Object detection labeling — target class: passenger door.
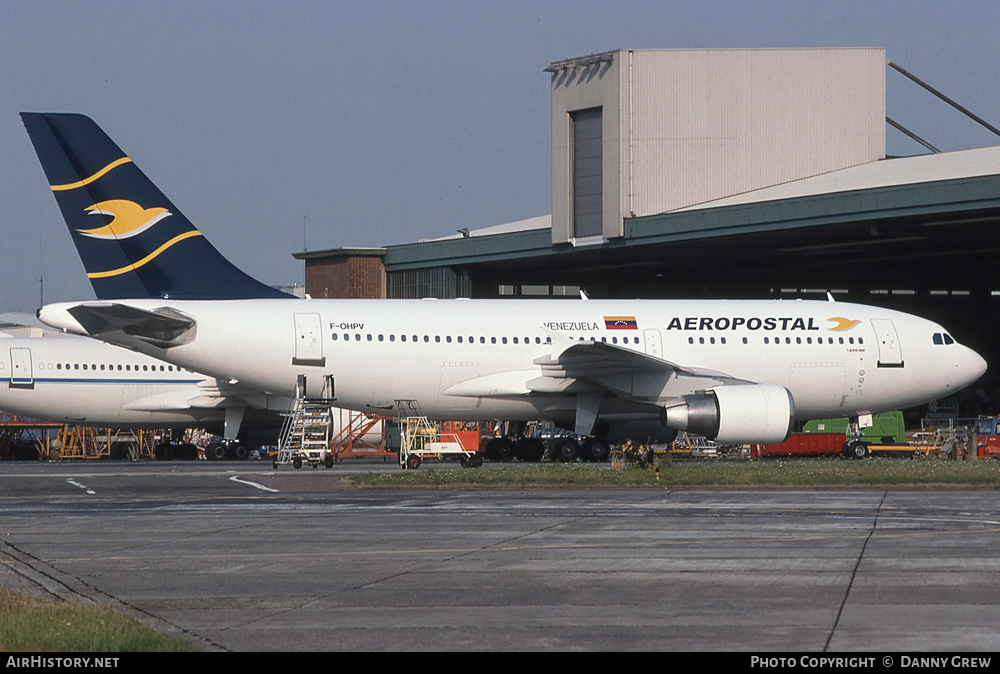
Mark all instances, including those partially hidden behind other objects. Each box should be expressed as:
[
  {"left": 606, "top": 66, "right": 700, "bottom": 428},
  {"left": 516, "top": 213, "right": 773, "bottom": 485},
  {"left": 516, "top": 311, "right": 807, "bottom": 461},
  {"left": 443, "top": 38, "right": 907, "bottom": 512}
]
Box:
[
  {"left": 9, "top": 348, "right": 33, "bottom": 388},
  {"left": 871, "top": 319, "right": 903, "bottom": 368},
  {"left": 292, "top": 313, "right": 326, "bottom": 367}
]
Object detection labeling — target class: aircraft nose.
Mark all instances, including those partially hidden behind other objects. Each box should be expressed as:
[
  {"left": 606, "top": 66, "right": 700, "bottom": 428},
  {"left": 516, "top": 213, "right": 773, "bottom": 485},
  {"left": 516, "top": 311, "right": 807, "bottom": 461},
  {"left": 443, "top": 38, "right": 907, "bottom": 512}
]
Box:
[{"left": 968, "top": 347, "right": 988, "bottom": 382}]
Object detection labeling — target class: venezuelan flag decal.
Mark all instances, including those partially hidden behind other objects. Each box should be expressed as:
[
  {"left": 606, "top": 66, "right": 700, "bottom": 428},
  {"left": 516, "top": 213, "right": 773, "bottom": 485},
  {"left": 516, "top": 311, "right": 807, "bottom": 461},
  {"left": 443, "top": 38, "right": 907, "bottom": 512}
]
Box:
[{"left": 604, "top": 316, "right": 638, "bottom": 330}]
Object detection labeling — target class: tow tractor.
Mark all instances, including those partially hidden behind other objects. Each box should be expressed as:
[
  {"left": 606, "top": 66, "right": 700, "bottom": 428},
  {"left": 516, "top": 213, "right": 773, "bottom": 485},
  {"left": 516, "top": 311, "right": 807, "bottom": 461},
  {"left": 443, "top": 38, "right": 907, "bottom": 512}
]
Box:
[
  {"left": 974, "top": 417, "right": 1000, "bottom": 459},
  {"left": 399, "top": 417, "right": 482, "bottom": 470}
]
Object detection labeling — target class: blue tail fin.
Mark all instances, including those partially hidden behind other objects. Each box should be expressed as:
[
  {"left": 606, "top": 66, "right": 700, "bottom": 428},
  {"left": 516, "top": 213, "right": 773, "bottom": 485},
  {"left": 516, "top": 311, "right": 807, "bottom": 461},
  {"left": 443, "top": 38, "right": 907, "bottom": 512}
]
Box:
[{"left": 21, "top": 112, "right": 291, "bottom": 300}]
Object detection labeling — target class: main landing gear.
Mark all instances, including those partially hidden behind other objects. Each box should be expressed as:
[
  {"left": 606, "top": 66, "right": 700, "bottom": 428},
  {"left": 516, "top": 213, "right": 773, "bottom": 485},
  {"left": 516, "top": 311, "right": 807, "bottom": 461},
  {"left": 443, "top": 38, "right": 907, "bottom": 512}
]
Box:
[{"left": 484, "top": 434, "right": 610, "bottom": 463}]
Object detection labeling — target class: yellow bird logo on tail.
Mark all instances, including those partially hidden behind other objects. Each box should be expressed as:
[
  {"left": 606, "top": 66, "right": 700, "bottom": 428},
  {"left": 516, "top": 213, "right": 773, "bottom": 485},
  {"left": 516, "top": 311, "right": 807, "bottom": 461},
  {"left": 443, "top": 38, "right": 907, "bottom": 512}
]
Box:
[
  {"left": 826, "top": 317, "right": 861, "bottom": 331},
  {"left": 77, "top": 200, "right": 172, "bottom": 239}
]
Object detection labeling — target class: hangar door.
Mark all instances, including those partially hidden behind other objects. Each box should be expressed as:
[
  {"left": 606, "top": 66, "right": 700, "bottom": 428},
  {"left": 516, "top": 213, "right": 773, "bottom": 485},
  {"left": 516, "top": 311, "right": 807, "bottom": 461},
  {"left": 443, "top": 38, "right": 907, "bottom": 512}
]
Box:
[{"left": 571, "top": 107, "right": 603, "bottom": 239}]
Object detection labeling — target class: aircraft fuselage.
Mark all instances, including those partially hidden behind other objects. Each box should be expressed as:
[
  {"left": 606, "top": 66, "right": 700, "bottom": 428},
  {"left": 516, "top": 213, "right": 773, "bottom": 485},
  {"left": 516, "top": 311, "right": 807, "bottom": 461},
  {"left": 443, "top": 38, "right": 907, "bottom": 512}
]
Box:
[{"left": 37, "top": 297, "right": 987, "bottom": 431}]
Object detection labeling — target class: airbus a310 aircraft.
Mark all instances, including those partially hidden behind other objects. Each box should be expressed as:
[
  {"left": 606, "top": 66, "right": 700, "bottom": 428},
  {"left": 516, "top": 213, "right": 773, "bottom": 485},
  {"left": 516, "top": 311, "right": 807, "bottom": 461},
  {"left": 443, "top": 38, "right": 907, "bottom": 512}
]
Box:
[{"left": 24, "top": 113, "right": 988, "bottom": 459}]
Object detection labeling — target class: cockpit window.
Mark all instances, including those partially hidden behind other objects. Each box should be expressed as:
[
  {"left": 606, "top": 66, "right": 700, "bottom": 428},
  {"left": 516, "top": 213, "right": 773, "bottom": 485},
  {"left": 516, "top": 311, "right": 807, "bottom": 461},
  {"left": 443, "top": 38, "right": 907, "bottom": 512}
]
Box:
[{"left": 933, "top": 332, "right": 956, "bottom": 345}]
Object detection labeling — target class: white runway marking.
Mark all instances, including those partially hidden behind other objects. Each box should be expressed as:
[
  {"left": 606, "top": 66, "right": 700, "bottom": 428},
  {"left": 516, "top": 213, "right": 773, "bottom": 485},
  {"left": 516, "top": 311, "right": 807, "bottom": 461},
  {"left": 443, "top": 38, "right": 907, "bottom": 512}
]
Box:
[
  {"left": 66, "top": 479, "right": 95, "bottom": 494},
  {"left": 229, "top": 476, "right": 279, "bottom": 493}
]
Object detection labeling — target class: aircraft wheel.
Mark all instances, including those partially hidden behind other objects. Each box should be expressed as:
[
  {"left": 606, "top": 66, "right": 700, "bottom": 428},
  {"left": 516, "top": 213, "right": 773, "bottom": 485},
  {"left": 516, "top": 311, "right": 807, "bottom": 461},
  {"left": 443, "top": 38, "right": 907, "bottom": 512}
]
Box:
[
  {"left": 517, "top": 437, "right": 545, "bottom": 462},
  {"left": 580, "top": 438, "right": 610, "bottom": 462},
  {"left": 233, "top": 444, "right": 249, "bottom": 460},
  {"left": 487, "top": 437, "right": 516, "bottom": 462},
  {"left": 207, "top": 443, "right": 228, "bottom": 461},
  {"left": 484, "top": 438, "right": 500, "bottom": 461},
  {"left": 551, "top": 437, "right": 580, "bottom": 462},
  {"left": 848, "top": 440, "right": 869, "bottom": 459}
]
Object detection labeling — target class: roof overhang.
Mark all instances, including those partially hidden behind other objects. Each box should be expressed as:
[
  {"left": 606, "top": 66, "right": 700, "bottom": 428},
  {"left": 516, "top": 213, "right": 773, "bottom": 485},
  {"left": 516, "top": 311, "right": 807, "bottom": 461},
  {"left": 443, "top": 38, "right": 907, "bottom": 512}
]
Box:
[{"left": 383, "top": 147, "right": 1000, "bottom": 275}]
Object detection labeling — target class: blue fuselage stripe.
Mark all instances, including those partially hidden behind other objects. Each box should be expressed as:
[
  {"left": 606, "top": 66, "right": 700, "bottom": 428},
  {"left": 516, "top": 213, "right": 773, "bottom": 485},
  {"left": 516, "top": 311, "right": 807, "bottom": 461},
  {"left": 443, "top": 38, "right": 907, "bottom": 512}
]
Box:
[{"left": 0, "top": 378, "right": 203, "bottom": 385}]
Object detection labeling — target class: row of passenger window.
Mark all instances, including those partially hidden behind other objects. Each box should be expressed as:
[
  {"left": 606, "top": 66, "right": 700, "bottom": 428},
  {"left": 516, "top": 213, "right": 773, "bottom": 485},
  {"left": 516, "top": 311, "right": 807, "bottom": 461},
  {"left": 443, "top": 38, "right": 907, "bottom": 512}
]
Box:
[
  {"left": 688, "top": 336, "right": 865, "bottom": 345},
  {"left": 329, "top": 332, "right": 871, "bottom": 347},
  {"left": 331, "top": 333, "right": 643, "bottom": 345},
  {"left": 37, "top": 362, "right": 186, "bottom": 373}
]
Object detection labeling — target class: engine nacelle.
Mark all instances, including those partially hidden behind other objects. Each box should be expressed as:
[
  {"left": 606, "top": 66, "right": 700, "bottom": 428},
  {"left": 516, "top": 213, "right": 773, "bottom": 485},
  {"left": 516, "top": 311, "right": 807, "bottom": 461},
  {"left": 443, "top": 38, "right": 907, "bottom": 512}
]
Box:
[{"left": 662, "top": 384, "right": 794, "bottom": 444}]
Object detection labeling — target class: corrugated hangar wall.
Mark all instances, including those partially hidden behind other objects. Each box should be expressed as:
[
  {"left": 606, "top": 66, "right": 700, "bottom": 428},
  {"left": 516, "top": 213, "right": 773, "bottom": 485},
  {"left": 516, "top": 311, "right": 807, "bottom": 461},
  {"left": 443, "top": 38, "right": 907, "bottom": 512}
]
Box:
[{"left": 550, "top": 48, "right": 886, "bottom": 245}]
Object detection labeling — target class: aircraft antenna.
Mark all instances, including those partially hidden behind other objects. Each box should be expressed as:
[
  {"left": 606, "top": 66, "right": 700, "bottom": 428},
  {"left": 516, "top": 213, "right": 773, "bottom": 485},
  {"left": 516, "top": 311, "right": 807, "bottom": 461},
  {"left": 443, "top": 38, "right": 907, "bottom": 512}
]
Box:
[{"left": 38, "top": 235, "right": 44, "bottom": 310}]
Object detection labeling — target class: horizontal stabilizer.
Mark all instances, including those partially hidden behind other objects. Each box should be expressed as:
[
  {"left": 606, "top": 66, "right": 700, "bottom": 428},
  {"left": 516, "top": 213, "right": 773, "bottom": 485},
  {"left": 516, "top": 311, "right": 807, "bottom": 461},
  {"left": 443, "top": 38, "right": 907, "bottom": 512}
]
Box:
[{"left": 65, "top": 303, "right": 195, "bottom": 347}]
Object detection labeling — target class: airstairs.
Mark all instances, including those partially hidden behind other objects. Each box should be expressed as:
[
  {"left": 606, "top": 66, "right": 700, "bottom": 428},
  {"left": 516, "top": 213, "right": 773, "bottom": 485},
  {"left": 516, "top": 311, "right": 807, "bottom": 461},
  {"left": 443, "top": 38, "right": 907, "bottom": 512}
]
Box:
[{"left": 273, "top": 376, "right": 335, "bottom": 469}]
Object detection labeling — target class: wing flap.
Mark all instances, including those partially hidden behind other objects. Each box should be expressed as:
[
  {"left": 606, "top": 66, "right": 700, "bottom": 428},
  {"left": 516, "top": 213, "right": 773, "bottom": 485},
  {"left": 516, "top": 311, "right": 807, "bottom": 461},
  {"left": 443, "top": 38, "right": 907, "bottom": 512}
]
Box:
[{"left": 534, "top": 338, "right": 744, "bottom": 383}]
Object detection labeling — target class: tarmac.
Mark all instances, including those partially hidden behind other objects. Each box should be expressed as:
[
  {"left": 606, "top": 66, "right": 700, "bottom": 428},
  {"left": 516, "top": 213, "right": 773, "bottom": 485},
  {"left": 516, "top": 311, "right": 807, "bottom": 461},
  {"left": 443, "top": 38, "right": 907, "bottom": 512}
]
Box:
[{"left": 1, "top": 460, "right": 999, "bottom": 652}]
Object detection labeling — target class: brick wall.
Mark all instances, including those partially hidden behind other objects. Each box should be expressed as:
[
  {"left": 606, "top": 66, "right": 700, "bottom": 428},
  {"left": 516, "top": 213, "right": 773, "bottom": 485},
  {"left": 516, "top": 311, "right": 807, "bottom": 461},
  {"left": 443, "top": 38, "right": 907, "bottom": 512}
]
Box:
[{"left": 304, "top": 256, "right": 385, "bottom": 298}]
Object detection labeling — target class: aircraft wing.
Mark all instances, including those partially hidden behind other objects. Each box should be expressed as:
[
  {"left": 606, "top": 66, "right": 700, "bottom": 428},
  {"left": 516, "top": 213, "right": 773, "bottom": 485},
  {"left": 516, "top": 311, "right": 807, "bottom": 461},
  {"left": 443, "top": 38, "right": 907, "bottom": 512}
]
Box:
[
  {"left": 533, "top": 336, "right": 731, "bottom": 380},
  {"left": 442, "top": 335, "right": 749, "bottom": 399},
  {"left": 123, "top": 379, "right": 290, "bottom": 413},
  {"left": 529, "top": 336, "right": 751, "bottom": 394},
  {"left": 121, "top": 378, "right": 290, "bottom": 440},
  {"left": 539, "top": 338, "right": 755, "bottom": 435},
  {"left": 443, "top": 334, "right": 751, "bottom": 435},
  {"left": 186, "top": 380, "right": 293, "bottom": 413}
]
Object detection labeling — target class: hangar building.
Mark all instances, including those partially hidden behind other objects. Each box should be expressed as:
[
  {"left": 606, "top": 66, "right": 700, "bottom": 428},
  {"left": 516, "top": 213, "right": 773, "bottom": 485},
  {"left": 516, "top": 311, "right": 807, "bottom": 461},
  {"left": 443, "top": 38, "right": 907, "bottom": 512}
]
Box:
[{"left": 295, "top": 48, "right": 1000, "bottom": 412}]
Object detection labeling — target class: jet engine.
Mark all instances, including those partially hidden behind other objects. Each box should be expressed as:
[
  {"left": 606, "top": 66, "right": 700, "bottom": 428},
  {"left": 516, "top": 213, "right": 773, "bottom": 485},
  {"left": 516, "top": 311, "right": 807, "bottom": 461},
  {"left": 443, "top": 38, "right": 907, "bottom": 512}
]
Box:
[{"left": 662, "top": 384, "right": 794, "bottom": 444}]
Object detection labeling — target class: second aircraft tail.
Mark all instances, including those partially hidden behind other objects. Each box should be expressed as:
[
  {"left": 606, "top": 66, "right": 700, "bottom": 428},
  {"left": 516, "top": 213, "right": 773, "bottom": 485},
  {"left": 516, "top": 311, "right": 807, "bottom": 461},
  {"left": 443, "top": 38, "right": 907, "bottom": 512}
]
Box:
[{"left": 21, "top": 112, "right": 291, "bottom": 300}]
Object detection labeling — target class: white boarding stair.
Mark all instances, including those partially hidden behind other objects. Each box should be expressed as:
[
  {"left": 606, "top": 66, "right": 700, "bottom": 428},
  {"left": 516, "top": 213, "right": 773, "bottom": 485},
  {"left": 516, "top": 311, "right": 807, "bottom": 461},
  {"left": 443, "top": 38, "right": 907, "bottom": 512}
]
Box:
[{"left": 274, "top": 378, "right": 335, "bottom": 469}]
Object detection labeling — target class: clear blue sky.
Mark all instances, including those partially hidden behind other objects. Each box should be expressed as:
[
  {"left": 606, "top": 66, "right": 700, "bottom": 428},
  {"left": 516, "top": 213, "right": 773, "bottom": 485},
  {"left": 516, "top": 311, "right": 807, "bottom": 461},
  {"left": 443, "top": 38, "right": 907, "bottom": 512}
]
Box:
[{"left": 1, "top": 0, "right": 998, "bottom": 310}]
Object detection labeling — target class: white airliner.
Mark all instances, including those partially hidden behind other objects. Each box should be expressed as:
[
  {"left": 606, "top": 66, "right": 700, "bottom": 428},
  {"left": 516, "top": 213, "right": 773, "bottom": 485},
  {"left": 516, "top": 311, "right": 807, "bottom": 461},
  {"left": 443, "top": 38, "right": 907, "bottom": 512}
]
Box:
[
  {"left": 0, "top": 329, "right": 291, "bottom": 459},
  {"left": 37, "top": 298, "right": 987, "bottom": 451},
  {"left": 24, "top": 113, "right": 989, "bottom": 458}
]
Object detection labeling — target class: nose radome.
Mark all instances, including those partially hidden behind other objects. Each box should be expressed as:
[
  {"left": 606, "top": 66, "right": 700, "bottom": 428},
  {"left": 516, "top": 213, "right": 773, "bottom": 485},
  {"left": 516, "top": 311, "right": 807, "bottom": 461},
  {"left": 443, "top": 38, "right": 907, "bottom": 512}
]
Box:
[{"left": 969, "top": 348, "right": 988, "bottom": 381}]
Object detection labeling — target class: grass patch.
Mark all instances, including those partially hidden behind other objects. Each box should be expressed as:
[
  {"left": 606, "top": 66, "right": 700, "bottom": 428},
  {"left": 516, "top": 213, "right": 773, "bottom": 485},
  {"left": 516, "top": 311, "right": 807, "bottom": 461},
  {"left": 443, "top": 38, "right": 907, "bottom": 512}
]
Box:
[
  {"left": 349, "top": 458, "right": 1000, "bottom": 489},
  {"left": 0, "top": 587, "right": 195, "bottom": 652}
]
